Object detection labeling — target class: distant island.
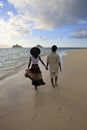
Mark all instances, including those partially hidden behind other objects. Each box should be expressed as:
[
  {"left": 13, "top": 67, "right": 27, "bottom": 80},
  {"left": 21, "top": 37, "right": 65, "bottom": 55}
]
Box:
[
  {"left": 36, "top": 45, "right": 43, "bottom": 48},
  {"left": 12, "top": 44, "right": 22, "bottom": 48}
]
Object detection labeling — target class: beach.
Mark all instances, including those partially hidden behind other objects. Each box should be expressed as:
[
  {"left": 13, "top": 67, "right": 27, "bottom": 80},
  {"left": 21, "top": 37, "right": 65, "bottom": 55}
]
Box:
[{"left": 0, "top": 49, "right": 87, "bottom": 130}]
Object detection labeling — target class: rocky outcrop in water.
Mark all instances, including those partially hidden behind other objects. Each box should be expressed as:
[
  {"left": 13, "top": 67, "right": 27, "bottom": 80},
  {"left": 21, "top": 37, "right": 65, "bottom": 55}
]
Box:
[{"left": 12, "top": 44, "right": 22, "bottom": 48}]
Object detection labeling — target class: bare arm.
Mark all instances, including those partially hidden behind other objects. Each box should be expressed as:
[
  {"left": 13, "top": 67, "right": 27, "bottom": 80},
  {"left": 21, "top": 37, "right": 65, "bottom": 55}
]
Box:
[
  {"left": 59, "top": 62, "right": 62, "bottom": 71},
  {"left": 46, "top": 56, "right": 49, "bottom": 70},
  {"left": 39, "top": 56, "right": 48, "bottom": 70},
  {"left": 28, "top": 57, "right": 31, "bottom": 69},
  {"left": 46, "top": 61, "right": 49, "bottom": 68}
]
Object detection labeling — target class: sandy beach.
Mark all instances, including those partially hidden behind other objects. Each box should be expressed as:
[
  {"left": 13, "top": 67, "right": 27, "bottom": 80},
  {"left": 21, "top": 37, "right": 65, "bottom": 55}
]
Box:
[{"left": 0, "top": 49, "right": 87, "bottom": 130}]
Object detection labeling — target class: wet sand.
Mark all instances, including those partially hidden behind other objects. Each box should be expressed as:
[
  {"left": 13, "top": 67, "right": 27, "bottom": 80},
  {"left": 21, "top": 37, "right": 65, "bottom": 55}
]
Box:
[{"left": 0, "top": 49, "right": 87, "bottom": 130}]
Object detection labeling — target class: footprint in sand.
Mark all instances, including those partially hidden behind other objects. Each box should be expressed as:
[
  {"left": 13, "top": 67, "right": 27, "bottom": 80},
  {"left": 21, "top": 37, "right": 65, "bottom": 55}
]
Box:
[
  {"left": 69, "top": 115, "right": 76, "bottom": 127},
  {"left": 31, "top": 112, "right": 39, "bottom": 121},
  {"left": 57, "top": 105, "right": 62, "bottom": 113}
]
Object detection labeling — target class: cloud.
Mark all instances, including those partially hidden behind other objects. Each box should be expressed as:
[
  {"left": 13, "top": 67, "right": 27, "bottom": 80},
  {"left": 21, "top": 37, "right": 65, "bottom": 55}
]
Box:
[
  {"left": 1, "top": 0, "right": 87, "bottom": 46},
  {"left": 0, "top": 1, "right": 3, "bottom": 8},
  {"left": 0, "top": 12, "right": 31, "bottom": 39},
  {"left": 71, "top": 28, "right": 87, "bottom": 39},
  {"left": 8, "top": 0, "right": 87, "bottom": 30}
]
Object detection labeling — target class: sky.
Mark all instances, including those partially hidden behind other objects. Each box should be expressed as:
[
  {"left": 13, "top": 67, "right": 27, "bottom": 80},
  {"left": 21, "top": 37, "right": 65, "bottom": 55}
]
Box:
[{"left": 0, "top": 0, "right": 87, "bottom": 48}]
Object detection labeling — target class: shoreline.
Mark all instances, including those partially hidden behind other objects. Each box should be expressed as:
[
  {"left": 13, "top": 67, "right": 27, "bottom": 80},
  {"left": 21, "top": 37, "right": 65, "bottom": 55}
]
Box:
[
  {"left": 0, "top": 49, "right": 65, "bottom": 81},
  {"left": 0, "top": 49, "right": 87, "bottom": 130},
  {"left": 0, "top": 48, "right": 86, "bottom": 81}
]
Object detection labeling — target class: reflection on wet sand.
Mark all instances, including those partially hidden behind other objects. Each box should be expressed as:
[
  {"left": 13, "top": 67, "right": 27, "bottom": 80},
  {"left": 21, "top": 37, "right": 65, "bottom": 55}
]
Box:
[{"left": 31, "top": 91, "right": 45, "bottom": 121}]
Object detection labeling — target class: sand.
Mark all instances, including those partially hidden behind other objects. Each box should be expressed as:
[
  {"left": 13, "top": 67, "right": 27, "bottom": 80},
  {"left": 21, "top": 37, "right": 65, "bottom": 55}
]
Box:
[{"left": 0, "top": 49, "right": 87, "bottom": 130}]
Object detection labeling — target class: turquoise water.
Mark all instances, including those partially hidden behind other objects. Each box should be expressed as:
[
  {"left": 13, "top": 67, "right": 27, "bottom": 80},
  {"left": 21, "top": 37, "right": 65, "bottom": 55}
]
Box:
[{"left": 0, "top": 48, "right": 67, "bottom": 80}]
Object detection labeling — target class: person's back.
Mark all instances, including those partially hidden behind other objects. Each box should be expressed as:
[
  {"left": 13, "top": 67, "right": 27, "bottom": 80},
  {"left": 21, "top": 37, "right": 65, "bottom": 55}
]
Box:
[
  {"left": 25, "top": 47, "right": 47, "bottom": 90},
  {"left": 31, "top": 56, "right": 39, "bottom": 65},
  {"left": 47, "top": 52, "right": 60, "bottom": 73},
  {"left": 47, "top": 45, "right": 62, "bottom": 87}
]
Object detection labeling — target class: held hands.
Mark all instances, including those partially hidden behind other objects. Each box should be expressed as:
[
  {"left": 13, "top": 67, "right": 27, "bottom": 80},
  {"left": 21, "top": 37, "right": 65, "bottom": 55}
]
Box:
[
  {"left": 46, "top": 66, "right": 48, "bottom": 70},
  {"left": 45, "top": 65, "right": 48, "bottom": 70}
]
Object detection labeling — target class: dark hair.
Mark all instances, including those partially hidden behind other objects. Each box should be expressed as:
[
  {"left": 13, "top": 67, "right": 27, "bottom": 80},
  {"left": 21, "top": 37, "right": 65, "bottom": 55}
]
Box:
[
  {"left": 30, "top": 47, "right": 41, "bottom": 58},
  {"left": 51, "top": 45, "right": 57, "bottom": 52}
]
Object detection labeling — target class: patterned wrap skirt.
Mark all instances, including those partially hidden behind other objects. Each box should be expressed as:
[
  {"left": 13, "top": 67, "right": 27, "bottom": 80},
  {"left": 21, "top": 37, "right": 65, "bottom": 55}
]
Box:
[{"left": 25, "top": 64, "right": 45, "bottom": 86}]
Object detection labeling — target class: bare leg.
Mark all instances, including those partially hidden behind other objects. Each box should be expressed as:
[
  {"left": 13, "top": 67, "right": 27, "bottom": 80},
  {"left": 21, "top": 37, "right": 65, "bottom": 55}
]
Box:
[
  {"left": 51, "top": 78, "right": 55, "bottom": 87},
  {"left": 55, "top": 76, "right": 58, "bottom": 86},
  {"left": 35, "top": 86, "right": 37, "bottom": 90}
]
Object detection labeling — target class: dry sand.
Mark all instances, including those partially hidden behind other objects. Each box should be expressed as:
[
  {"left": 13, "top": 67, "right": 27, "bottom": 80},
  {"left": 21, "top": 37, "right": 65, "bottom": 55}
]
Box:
[{"left": 0, "top": 49, "right": 87, "bottom": 130}]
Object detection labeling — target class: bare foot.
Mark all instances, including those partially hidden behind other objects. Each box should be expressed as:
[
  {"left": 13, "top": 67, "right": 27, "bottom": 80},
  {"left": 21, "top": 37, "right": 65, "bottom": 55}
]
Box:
[
  {"left": 52, "top": 84, "right": 55, "bottom": 88},
  {"left": 55, "top": 83, "right": 58, "bottom": 86},
  {"left": 35, "top": 86, "right": 37, "bottom": 91}
]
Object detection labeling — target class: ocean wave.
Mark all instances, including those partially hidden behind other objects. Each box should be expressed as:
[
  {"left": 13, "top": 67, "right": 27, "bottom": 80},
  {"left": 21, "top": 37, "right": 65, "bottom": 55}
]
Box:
[
  {"left": 0, "top": 48, "right": 66, "bottom": 80},
  {"left": 0, "top": 62, "right": 27, "bottom": 80}
]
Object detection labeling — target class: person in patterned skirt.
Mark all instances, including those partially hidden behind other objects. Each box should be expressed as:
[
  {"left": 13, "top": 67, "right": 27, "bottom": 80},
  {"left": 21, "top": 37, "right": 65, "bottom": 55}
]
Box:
[{"left": 25, "top": 47, "right": 47, "bottom": 90}]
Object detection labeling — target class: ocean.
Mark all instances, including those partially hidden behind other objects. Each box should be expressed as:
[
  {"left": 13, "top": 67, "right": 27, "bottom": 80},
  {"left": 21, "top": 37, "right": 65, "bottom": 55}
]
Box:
[{"left": 0, "top": 48, "right": 67, "bottom": 80}]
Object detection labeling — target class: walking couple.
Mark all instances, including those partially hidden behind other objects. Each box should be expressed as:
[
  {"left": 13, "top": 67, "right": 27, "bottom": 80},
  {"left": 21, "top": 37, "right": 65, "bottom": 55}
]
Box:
[{"left": 25, "top": 45, "right": 62, "bottom": 90}]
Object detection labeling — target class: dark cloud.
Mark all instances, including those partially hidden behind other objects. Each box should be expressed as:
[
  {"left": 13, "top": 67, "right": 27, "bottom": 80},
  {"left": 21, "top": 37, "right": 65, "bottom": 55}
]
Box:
[
  {"left": 8, "top": 0, "right": 87, "bottom": 29},
  {"left": 69, "top": 0, "right": 87, "bottom": 19}
]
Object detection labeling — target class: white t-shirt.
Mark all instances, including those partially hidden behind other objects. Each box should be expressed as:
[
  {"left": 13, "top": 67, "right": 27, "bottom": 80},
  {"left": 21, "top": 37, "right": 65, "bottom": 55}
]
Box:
[{"left": 31, "top": 56, "right": 39, "bottom": 64}]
